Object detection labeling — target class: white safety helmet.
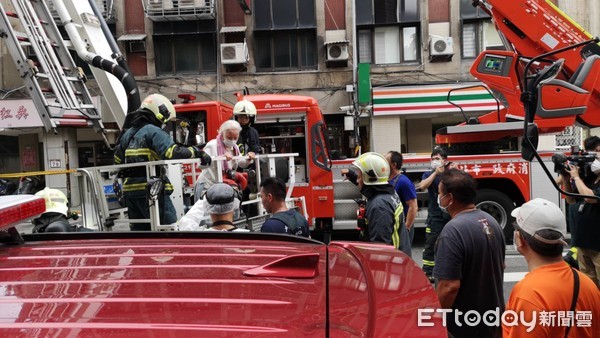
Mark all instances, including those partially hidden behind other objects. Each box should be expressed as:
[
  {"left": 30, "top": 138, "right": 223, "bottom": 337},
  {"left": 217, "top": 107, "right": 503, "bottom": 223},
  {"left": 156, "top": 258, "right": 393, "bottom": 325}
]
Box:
[
  {"left": 352, "top": 152, "right": 390, "bottom": 185},
  {"left": 233, "top": 100, "right": 257, "bottom": 117},
  {"left": 35, "top": 187, "right": 69, "bottom": 216},
  {"left": 141, "top": 94, "right": 176, "bottom": 125}
]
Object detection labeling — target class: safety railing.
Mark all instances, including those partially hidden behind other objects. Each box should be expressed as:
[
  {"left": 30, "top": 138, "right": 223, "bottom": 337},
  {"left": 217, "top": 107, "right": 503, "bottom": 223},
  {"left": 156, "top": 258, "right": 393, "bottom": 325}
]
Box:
[{"left": 75, "top": 153, "right": 305, "bottom": 232}]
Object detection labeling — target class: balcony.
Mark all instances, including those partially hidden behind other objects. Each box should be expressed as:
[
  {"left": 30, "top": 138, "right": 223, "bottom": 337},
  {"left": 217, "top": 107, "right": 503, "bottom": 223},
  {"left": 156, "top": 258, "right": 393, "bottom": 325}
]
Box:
[
  {"left": 142, "top": 0, "right": 215, "bottom": 21},
  {"left": 47, "top": 0, "right": 116, "bottom": 23}
]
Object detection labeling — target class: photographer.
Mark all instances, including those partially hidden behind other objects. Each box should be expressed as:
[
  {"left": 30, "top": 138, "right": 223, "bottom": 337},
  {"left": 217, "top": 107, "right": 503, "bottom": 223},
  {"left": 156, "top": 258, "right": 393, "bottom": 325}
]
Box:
[{"left": 560, "top": 136, "right": 600, "bottom": 287}]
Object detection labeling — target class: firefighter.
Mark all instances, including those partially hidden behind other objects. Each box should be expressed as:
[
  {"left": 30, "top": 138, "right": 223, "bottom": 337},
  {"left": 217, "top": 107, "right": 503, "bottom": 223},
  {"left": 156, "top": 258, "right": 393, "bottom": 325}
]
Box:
[
  {"left": 32, "top": 188, "right": 73, "bottom": 233},
  {"left": 233, "top": 99, "right": 260, "bottom": 215},
  {"left": 233, "top": 99, "right": 261, "bottom": 156},
  {"left": 114, "top": 94, "right": 212, "bottom": 231},
  {"left": 343, "top": 152, "right": 411, "bottom": 257}
]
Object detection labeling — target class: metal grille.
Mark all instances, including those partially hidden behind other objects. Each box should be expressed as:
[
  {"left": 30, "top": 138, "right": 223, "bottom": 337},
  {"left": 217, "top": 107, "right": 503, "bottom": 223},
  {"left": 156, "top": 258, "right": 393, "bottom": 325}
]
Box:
[
  {"left": 335, "top": 201, "right": 358, "bottom": 221},
  {"left": 555, "top": 126, "right": 582, "bottom": 151}
]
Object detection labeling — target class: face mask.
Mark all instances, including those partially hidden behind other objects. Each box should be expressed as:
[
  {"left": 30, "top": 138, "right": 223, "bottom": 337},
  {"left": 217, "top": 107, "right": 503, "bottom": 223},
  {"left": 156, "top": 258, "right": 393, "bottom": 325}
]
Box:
[
  {"left": 591, "top": 159, "right": 600, "bottom": 175},
  {"left": 431, "top": 160, "right": 442, "bottom": 169},
  {"left": 437, "top": 194, "right": 450, "bottom": 214},
  {"left": 223, "top": 139, "right": 237, "bottom": 148}
]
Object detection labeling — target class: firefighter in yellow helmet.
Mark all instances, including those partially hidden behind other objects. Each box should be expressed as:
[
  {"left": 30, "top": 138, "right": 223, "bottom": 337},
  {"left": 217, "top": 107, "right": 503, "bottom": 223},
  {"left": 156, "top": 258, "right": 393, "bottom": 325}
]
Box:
[
  {"left": 343, "top": 152, "right": 411, "bottom": 256},
  {"left": 114, "top": 94, "right": 212, "bottom": 231},
  {"left": 32, "top": 188, "right": 73, "bottom": 232}
]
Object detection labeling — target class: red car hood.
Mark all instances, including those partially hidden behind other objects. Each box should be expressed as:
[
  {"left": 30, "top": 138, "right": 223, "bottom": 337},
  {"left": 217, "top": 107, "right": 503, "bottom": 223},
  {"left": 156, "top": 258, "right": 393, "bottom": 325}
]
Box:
[{"left": 0, "top": 232, "right": 445, "bottom": 337}]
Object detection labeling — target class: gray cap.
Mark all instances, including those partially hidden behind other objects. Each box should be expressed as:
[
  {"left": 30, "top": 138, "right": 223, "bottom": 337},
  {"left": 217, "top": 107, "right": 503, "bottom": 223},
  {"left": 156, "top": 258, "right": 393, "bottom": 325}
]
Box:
[{"left": 205, "top": 183, "right": 237, "bottom": 215}]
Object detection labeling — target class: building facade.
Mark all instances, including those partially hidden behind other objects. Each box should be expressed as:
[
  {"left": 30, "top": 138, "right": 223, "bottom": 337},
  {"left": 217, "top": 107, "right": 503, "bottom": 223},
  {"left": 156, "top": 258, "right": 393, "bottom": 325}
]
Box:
[{"left": 0, "top": 0, "right": 597, "bottom": 189}]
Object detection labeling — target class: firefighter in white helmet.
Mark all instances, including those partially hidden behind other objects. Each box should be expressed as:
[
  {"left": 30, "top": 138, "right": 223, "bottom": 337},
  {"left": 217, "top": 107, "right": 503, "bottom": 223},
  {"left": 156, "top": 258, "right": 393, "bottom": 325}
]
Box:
[
  {"left": 114, "top": 94, "right": 212, "bottom": 231},
  {"left": 233, "top": 99, "right": 261, "bottom": 156},
  {"left": 342, "top": 152, "right": 411, "bottom": 257}
]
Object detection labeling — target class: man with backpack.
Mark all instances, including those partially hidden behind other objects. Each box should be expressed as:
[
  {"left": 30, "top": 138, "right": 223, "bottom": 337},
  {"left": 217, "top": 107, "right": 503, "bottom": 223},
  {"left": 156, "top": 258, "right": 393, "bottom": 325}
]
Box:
[{"left": 259, "top": 177, "right": 310, "bottom": 237}]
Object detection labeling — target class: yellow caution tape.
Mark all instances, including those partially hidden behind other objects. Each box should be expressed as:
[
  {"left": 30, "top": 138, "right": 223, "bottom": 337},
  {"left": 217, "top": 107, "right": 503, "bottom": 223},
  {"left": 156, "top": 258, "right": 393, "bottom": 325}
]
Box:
[{"left": 0, "top": 169, "right": 77, "bottom": 178}]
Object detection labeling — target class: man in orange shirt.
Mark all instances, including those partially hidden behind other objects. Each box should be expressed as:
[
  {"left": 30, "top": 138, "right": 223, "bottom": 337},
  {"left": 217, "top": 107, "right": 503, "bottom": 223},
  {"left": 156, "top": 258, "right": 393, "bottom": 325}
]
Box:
[{"left": 504, "top": 198, "right": 600, "bottom": 338}]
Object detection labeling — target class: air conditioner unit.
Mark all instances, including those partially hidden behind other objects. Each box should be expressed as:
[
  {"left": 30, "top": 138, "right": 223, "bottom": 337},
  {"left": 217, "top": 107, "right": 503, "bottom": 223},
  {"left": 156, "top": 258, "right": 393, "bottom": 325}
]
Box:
[
  {"left": 220, "top": 42, "right": 248, "bottom": 64},
  {"left": 430, "top": 37, "right": 454, "bottom": 56},
  {"left": 326, "top": 43, "right": 349, "bottom": 61}
]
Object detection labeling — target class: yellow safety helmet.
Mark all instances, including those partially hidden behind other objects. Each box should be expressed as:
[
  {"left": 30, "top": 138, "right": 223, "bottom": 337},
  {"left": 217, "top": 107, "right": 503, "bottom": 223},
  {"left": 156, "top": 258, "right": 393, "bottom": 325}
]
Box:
[
  {"left": 35, "top": 187, "right": 69, "bottom": 216},
  {"left": 352, "top": 152, "right": 390, "bottom": 185},
  {"left": 141, "top": 94, "right": 176, "bottom": 125}
]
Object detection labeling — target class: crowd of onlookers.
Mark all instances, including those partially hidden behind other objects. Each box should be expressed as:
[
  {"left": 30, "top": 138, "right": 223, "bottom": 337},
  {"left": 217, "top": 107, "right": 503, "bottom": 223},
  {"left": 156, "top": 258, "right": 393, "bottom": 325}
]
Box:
[{"left": 343, "top": 141, "right": 600, "bottom": 338}]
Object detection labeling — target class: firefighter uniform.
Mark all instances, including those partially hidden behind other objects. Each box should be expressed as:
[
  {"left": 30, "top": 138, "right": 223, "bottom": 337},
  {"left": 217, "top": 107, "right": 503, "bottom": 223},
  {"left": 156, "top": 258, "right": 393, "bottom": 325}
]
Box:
[
  {"left": 114, "top": 94, "right": 210, "bottom": 231},
  {"left": 421, "top": 171, "right": 451, "bottom": 279}
]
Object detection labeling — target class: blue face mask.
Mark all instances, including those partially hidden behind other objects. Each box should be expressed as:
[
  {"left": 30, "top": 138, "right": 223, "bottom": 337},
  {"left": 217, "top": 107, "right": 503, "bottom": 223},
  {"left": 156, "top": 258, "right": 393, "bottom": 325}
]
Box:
[{"left": 437, "top": 193, "right": 451, "bottom": 214}]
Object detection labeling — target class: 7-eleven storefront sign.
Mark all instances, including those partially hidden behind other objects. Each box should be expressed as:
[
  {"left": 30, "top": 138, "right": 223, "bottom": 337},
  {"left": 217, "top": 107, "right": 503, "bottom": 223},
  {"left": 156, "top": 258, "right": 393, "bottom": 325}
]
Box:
[{"left": 372, "top": 82, "right": 503, "bottom": 116}]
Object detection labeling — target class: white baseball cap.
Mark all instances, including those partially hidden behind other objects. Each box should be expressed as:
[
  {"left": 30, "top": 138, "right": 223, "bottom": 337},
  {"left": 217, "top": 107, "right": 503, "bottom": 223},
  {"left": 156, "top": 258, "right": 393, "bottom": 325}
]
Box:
[{"left": 511, "top": 198, "right": 567, "bottom": 246}]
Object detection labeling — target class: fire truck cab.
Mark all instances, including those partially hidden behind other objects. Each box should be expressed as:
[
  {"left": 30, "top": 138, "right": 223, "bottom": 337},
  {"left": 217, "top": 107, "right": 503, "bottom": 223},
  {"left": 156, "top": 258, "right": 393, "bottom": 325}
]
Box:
[
  {"left": 170, "top": 94, "right": 335, "bottom": 231},
  {"left": 236, "top": 94, "right": 335, "bottom": 230}
]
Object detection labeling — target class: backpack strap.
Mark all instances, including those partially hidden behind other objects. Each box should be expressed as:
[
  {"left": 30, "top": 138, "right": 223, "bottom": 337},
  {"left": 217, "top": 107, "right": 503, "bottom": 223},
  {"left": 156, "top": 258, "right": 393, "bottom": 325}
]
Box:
[
  {"left": 564, "top": 268, "right": 580, "bottom": 338},
  {"left": 270, "top": 212, "right": 299, "bottom": 233}
]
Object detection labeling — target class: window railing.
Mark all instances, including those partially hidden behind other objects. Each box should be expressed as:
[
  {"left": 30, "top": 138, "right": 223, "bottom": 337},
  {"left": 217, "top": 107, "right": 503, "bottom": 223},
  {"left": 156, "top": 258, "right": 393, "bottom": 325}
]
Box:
[{"left": 141, "top": 0, "right": 215, "bottom": 21}]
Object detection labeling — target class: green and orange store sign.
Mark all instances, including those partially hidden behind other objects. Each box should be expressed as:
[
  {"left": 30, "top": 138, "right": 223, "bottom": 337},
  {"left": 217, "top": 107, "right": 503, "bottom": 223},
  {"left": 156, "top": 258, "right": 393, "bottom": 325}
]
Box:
[{"left": 372, "top": 83, "right": 504, "bottom": 116}]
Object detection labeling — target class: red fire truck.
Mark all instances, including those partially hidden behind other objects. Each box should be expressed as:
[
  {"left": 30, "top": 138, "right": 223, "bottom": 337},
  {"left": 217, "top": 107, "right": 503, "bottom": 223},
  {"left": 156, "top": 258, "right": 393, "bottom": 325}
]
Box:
[{"left": 172, "top": 93, "right": 335, "bottom": 234}]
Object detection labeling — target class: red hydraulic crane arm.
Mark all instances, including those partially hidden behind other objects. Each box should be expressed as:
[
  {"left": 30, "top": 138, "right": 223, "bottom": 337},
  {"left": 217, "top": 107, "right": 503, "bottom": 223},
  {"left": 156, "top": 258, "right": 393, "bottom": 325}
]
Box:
[
  {"left": 477, "top": 0, "right": 594, "bottom": 73},
  {"left": 473, "top": 0, "right": 600, "bottom": 127}
]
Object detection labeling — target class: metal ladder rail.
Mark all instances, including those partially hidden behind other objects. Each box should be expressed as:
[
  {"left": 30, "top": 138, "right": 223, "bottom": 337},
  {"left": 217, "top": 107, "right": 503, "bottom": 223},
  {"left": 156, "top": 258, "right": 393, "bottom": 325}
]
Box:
[
  {"left": 32, "top": 0, "right": 102, "bottom": 123},
  {"left": 0, "top": 4, "right": 56, "bottom": 131},
  {"left": 0, "top": 0, "right": 102, "bottom": 131},
  {"left": 26, "top": 0, "right": 102, "bottom": 123}
]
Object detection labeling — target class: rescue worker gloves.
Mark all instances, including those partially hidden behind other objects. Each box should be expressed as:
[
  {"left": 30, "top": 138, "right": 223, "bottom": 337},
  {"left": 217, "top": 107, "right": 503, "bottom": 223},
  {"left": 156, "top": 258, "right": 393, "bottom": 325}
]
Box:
[
  {"left": 35, "top": 187, "right": 69, "bottom": 216},
  {"left": 193, "top": 147, "right": 212, "bottom": 166},
  {"left": 351, "top": 152, "right": 390, "bottom": 185},
  {"left": 141, "top": 94, "right": 176, "bottom": 125}
]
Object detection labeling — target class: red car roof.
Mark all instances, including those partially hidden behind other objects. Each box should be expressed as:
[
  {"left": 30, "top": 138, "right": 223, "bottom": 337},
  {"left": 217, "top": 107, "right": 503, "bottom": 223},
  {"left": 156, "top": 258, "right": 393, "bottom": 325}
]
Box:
[{"left": 0, "top": 232, "right": 445, "bottom": 337}]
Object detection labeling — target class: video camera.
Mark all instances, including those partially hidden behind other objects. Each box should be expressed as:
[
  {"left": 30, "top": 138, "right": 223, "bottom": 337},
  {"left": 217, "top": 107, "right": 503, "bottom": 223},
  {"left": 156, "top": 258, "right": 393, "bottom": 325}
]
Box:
[{"left": 552, "top": 145, "right": 597, "bottom": 176}]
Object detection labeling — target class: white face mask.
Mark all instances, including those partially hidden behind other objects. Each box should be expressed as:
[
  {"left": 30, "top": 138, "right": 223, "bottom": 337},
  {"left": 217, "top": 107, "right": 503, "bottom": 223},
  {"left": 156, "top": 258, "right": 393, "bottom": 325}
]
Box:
[
  {"left": 437, "top": 194, "right": 450, "bottom": 214},
  {"left": 431, "top": 160, "right": 443, "bottom": 169},
  {"left": 591, "top": 159, "right": 600, "bottom": 175},
  {"left": 223, "top": 139, "right": 237, "bottom": 148}
]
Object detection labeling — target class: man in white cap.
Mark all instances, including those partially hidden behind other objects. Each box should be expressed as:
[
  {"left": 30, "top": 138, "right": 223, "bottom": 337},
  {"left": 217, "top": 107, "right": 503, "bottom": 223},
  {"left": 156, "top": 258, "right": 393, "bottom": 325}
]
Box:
[{"left": 504, "top": 198, "right": 599, "bottom": 338}]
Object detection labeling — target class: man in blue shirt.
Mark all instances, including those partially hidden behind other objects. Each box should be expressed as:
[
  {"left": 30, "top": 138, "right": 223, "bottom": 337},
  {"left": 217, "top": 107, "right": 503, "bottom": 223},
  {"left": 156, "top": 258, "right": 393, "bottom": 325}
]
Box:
[
  {"left": 259, "top": 177, "right": 310, "bottom": 237},
  {"left": 386, "top": 151, "right": 418, "bottom": 245}
]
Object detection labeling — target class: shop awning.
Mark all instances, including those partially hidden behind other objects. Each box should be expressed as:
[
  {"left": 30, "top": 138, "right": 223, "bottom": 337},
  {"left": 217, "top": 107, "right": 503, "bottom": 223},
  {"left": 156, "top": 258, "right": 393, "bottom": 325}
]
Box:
[{"left": 372, "top": 82, "right": 503, "bottom": 116}]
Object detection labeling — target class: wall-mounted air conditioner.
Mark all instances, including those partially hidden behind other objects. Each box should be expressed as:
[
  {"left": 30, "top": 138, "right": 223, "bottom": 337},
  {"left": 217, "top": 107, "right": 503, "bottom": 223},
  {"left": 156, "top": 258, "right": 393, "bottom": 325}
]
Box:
[
  {"left": 326, "top": 43, "right": 349, "bottom": 61},
  {"left": 430, "top": 36, "right": 454, "bottom": 55},
  {"left": 220, "top": 42, "right": 249, "bottom": 64}
]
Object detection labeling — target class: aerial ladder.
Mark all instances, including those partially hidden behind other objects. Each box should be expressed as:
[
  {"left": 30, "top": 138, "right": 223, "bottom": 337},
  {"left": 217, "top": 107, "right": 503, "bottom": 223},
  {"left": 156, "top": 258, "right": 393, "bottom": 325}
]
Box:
[
  {"left": 437, "top": 0, "right": 600, "bottom": 145},
  {"left": 0, "top": 0, "right": 103, "bottom": 132},
  {"left": 0, "top": 0, "right": 140, "bottom": 135}
]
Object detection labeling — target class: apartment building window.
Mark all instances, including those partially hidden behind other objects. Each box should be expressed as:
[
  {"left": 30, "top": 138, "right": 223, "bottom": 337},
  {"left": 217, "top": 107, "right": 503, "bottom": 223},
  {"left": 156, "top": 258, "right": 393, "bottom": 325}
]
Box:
[
  {"left": 356, "top": 0, "right": 420, "bottom": 65},
  {"left": 153, "top": 20, "right": 217, "bottom": 75},
  {"left": 460, "top": 0, "right": 503, "bottom": 59},
  {"left": 253, "top": 0, "right": 317, "bottom": 71}
]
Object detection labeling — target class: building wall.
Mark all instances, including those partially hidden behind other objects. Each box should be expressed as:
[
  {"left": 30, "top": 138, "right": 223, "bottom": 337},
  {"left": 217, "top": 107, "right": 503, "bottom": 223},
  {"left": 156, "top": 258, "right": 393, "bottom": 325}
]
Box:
[{"left": 0, "top": 0, "right": 597, "bottom": 165}]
